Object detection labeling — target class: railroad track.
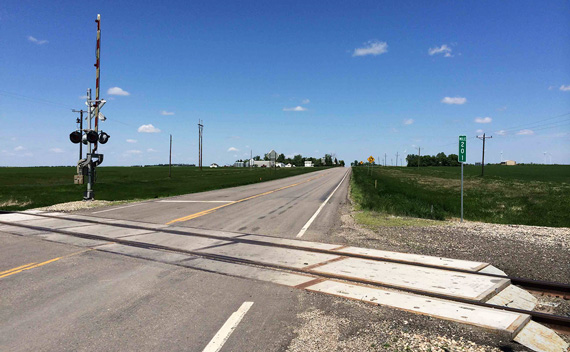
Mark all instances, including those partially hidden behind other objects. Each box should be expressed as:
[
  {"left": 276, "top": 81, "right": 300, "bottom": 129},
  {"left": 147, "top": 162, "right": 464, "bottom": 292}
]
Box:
[{"left": 1, "top": 211, "right": 569, "bottom": 335}]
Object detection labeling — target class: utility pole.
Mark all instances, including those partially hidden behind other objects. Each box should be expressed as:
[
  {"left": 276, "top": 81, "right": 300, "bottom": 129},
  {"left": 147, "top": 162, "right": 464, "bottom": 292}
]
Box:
[
  {"left": 198, "top": 119, "right": 203, "bottom": 170},
  {"left": 477, "top": 133, "right": 492, "bottom": 176},
  {"left": 169, "top": 134, "right": 172, "bottom": 178}
]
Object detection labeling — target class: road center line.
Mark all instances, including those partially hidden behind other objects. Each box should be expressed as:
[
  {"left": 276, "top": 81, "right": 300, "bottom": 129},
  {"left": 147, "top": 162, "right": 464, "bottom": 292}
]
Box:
[
  {"left": 0, "top": 250, "right": 91, "bottom": 279},
  {"left": 202, "top": 301, "right": 254, "bottom": 352},
  {"left": 92, "top": 203, "right": 142, "bottom": 214},
  {"left": 166, "top": 172, "right": 327, "bottom": 225},
  {"left": 296, "top": 170, "right": 349, "bottom": 238}
]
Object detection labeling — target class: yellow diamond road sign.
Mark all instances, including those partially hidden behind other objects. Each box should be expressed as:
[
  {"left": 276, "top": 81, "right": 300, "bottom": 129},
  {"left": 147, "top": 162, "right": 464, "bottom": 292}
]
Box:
[{"left": 368, "top": 156, "right": 375, "bottom": 163}]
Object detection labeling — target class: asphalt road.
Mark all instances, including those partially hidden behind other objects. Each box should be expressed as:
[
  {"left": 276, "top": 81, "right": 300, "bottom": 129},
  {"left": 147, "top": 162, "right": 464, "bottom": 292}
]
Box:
[
  {"left": 0, "top": 167, "right": 541, "bottom": 351},
  {"left": 0, "top": 167, "right": 354, "bottom": 351},
  {"left": 77, "top": 167, "right": 350, "bottom": 240}
]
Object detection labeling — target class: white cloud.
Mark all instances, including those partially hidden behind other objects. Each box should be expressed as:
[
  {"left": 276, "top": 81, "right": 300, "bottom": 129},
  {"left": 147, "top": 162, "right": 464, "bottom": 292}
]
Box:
[
  {"left": 161, "top": 110, "right": 175, "bottom": 116},
  {"left": 137, "top": 124, "right": 161, "bottom": 133},
  {"left": 125, "top": 150, "right": 142, "bottom": 154},
  {"left": 403, "top": 118, "right": 414, "bottom": 125},
  {"left": 14, "top": 146, "right": 25, "bottom": 151},
  {"left": 517, "top": 129, "right": 534, "bottom": 135},
  {"left": 28, "top": 36, "right": 48, "bottom": 45},
  {"left": 107, "top": 87, "right": 130, "bottom": 96},
  {"left": 283, "top": 106, "right": 307, "bottom": 112},
  {"left": 147, "top": 148, "right": 157, "bottom": 152},
  {"left": 476, "top": 129, "right": 484, "bottom": 134},
  {"left": 301, "top": 99, "right": 310, "bottom": 104},
  {"left": 352, "top": 40, "right": 388, "bottom": 57},
  {"left": 560, "top": 85, "right": 570, "bottom": 91},
  {"left": 126, "top": 139, "right": 137, "bottom": 143},
  {"left": 441, "top": 97, "right": 467, "bottom": 105},
  {"left": 428, "top": 44, "right": 452, "bottom": 57},
  {"left": 496, "top": 130, "right": 507, "bottom": 136},
  {"left": 49, "top": 148, "right": 64, "bottom": 153},
  {"left": 474, "top": 117, "right": 492, "bottom": 123},
  {"left": 227, "top": 147, "right": 239, "bottom": 152}
]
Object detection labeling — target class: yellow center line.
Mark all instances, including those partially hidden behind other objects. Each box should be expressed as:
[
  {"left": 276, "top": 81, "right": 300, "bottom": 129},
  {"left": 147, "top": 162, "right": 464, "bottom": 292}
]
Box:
[
  {"left": 166, "top": 173, "right": 327, "bottom": 225},
  {"left": 0, "top": 249, "right": 91, "bottom": 279},
  {"left": 0, "top": 262, "right": 37, "bottom": 275}
]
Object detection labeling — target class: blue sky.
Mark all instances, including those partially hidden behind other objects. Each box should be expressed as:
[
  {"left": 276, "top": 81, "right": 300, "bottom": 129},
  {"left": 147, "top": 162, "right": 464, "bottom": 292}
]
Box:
[{"left": 1, "top": 0, "right": 569, "bottom": 166}]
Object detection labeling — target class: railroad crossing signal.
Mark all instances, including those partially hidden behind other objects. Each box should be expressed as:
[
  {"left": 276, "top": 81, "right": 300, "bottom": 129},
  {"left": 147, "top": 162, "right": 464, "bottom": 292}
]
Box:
[
  {"left": 368, "top": 156, "right": 375, "bottom": 164},
  {"left": 458, "top": 136, "right": 466, "bottom": 162}
]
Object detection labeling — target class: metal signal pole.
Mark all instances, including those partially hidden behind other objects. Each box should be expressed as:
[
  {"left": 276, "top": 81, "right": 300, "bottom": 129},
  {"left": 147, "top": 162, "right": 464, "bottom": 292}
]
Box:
[
  {"left": 198, "top": 120, "right": 204, "bottom": 170},
  {"left": 477, "top": 133, "right": 492, "bottom": 176},
  {"left": 94, "top": 14, "right": 101, "bottom": 135},
  {"left": 169, "top": 134, "right": 172, "bottom": 178}
]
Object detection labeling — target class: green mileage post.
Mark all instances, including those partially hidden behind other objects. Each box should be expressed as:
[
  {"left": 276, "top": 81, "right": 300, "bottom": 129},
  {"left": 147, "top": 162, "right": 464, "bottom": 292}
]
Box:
[{"left": 459, "top": 136, "right": 466, "bottom": 222}]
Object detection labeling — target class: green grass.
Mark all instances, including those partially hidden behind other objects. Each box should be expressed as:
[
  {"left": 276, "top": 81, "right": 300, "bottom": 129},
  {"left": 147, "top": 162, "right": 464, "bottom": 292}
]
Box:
[
  {"left": 0, "top": 166, "right": 326, "bottom": 211},
  {"left": 351, "top": 165, "right": 570, "bottom": 227}
]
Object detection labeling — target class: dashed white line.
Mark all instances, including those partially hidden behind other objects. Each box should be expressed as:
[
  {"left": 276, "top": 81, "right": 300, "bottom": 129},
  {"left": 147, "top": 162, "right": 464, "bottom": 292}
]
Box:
[
  {"left": 91, "top": 203, "right": 142, "bottom": 214},
  {"left": 296, "top": 170, "right": 349, "bottom": 238},
  {"left": 202, "top": 301, "right": 254, "bottom": 352}
]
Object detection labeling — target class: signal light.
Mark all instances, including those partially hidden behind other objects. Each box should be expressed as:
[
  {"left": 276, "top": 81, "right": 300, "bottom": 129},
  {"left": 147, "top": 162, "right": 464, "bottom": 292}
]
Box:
[
  {"left": 86, "top": 130, "right": 99, "bottom": 143},
  {"left": 70, "top": 131, "right": 82, "bottom": 144},
  {"left": 99, "top": 131, "right": 110, "bottom": 144}
]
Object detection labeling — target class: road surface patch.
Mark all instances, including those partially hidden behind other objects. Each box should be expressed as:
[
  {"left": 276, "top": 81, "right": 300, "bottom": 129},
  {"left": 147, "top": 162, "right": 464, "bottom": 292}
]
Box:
[{"left": 0, "top": 250, "right": 88, "bottom": 279}]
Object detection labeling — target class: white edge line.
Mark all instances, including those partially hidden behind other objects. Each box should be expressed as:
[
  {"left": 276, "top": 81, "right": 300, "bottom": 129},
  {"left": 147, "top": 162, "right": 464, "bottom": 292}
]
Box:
[
  {"left": 296, "top": 170, "right": 349, "bottom": 238},
  {"left": 202, "top": 301, "right": 254, "bottom": 352},
  {"left": 157, "top": 200, "right": 235, "bottom": 203},
  {"left": 91, "top": 203, "right": 142, "bottom": 214}
]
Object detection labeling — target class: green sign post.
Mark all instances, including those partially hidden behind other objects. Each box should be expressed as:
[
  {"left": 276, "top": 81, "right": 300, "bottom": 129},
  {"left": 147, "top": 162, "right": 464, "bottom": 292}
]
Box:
[
  {"left": 458, "top": 136, "right": 466, "bottom": 222},
  {"left": 459, "top": 136, "right": 466, "bottom": 162}
]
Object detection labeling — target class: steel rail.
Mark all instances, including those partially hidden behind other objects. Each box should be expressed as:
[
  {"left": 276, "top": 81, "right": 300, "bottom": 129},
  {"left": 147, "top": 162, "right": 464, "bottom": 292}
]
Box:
[{"left": 1, "top": 211, "right": 569, "bottom": 298}]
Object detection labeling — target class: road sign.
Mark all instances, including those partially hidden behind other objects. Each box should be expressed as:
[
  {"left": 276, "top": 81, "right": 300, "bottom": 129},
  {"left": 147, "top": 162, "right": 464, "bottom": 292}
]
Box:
[
  {"left": 367, "top": 156, "right": 375, "bottom": 164},
  {"left": 268, "top": 149, "right": 277, "bottom": 160},
  {"left": 458, "top": 136, "right": 466, "bottom": 162}
]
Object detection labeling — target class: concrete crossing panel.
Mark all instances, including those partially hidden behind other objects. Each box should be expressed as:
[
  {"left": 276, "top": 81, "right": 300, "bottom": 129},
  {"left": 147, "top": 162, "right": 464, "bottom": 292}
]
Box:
[
  {"left": 198, "top": 243, "right": 340, "bottom": 269},
  {"left": 306, "top": 280, "right": 529, "bottom": 339},
  {"left": 311, "top": 257, "right": 510, "bottom": 301}
]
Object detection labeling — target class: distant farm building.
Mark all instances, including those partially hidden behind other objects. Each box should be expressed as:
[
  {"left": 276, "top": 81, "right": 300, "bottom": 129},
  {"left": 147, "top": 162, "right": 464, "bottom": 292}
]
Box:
[
  {"left": 501, "top": 160, "right": 517, "bottom": 166},
  {"left": 233, "top": 162, "right": 245, "bottom": 167},
  {"left": 275, "top": 162, "right": 285, "bottom": 168},
  {"left": 209, "top": 163, "right": 219, "bottom": 168},
  {"left": 252, "top": 160, "right": 273, "bottom": 168},
  {"left": 305, "top": 161, "right": 314, "bottom": 167}
]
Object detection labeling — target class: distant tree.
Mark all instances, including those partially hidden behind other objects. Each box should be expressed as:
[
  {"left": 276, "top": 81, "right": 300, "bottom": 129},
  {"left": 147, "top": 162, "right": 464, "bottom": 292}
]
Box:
[
  {"left": 352, "top": 160, "right": 359, "bottom": 166},
  {"left": 334, "top": 157, "right": 338, "bottom": 165},
  {"left": 324, "top": 154, "right": 333, "bottom": 166},
  {"left": 339, "top": 160, "right": 345, "bottom": 167},
  {"left": 293, "top": 154, "right": 304, "bottom": 167},
  {"left": 263, "top": 154, "right": 270, "bottom": 161},
  {"left": 436, "top": 152, "right": 448, "bottom": 166},
  {"left": 314, "top": 158, "right": 323, "bottom": 167},
  {"left": 277, "top": 153, "right": 285, "bottom": 163},
  {"left": 253, "top": 155, "right": 261, "bottom": 161}
]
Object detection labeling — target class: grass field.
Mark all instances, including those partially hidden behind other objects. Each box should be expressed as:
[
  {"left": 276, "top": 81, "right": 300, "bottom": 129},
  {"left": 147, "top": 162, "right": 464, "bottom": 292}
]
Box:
[
  {"left": 351, "top": 165, "right": 570, "bottom": 227},
  {"left": 0, "top": 166, "right": 325, "bottom": 211}
]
